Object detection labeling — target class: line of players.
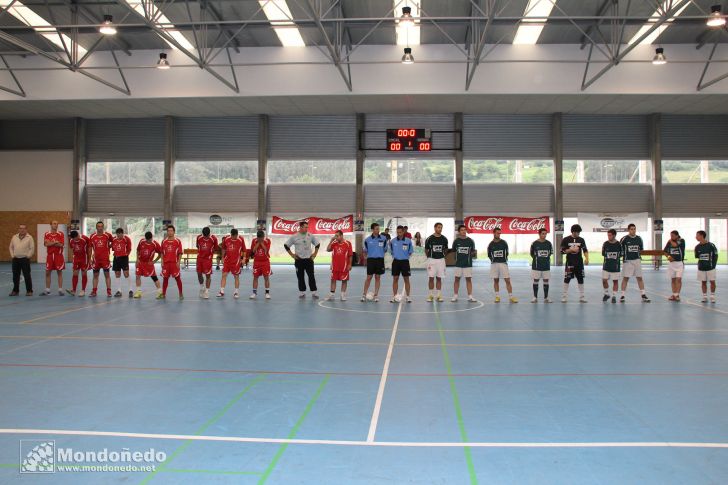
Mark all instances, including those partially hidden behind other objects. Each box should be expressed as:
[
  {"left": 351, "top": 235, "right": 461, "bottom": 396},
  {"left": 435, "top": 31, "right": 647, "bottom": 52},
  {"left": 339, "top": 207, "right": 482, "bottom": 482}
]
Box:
[{"left": 39, "top": 219, "right": 719, "bottom": 303}]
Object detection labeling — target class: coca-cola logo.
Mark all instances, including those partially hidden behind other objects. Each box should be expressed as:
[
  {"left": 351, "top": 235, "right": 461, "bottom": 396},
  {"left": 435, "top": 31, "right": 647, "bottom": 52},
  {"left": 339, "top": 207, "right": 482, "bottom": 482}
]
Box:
[
  {"left": 273, "top": 218, "right": 302, "bottom": 233},
  {"left": 508, "top": 217, "right": 547, "bottom": 232},
  {"left": 314, "top": 217, "right": 352, "bottom": 232},
  {"left": 466, "top": 217, "right": 502, "bottom": 231},
  {"left": 465, "top": 216, "right": 550, "bottom": 234}
]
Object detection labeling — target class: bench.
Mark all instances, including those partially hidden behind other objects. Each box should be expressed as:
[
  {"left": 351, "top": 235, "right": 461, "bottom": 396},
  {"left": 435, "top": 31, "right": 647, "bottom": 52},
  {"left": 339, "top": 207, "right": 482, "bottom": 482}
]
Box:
[
  {"left": 641, "top": 249, "right": 666, "bottom": 270},
  {"left": 182, "top": 248, "right": 223, "bottom": 268}
]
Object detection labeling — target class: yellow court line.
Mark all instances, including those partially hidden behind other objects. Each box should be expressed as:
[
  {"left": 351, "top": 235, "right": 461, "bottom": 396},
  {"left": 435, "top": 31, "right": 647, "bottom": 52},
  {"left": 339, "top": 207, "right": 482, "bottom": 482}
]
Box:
[
  {"left": 2, "top": 334, "right": 728, "bottom": 348},
  {"left": 21, "top": 300, "right": 121, "bottom": 324}
]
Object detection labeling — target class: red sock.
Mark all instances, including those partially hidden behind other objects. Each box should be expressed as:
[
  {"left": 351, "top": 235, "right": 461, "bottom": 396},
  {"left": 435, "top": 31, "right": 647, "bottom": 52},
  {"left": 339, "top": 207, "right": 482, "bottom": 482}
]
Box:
[
  {"left": 81, "top": 273, "right": 88, "bottom": 291},
  {"left": 175, "top": 276, "right": 183, "bottom": 295},
  {"left": 72, "top": 275, "right": 78, "bottom": 292},
  {"left": 162, "top": 277, "right": 169, "bottom": 295}
]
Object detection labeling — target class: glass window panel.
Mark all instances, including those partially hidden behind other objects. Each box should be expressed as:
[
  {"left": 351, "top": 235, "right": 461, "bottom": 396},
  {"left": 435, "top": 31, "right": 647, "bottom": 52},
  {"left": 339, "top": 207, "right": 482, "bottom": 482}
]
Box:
[
  {"left": 267, "top": 160, "right": 355, "bottom": 183},
  {"left": 563, "top": 160, "right": 652, "bottom": 183},
  {"left": 463, "top": 160, "right": 554, "bottom": 183},
  {"left": 364, "top": 160, "right": 454, "bottom": 184},
  {"left": 86, "top": 162, "right": 164, "bottom": 185},
  {"left": 662, "top": 160, "right": 728, "bottom": 183},
  {"left": 175, "top": 161, "right": 257, "bottom": 184}
]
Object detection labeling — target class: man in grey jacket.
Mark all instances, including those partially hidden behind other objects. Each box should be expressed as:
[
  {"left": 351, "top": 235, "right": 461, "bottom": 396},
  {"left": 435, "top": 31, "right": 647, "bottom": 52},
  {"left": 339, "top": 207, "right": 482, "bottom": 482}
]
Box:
[{"left": 9, "top": 224, "right": 34, "bottom": 296}]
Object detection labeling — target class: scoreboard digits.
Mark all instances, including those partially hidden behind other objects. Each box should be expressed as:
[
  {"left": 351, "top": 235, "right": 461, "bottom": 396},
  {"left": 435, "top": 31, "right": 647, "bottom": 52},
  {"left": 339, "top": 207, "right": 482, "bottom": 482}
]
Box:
[{"left": 386, "top": 128, "right": 432, "bottom": 152}]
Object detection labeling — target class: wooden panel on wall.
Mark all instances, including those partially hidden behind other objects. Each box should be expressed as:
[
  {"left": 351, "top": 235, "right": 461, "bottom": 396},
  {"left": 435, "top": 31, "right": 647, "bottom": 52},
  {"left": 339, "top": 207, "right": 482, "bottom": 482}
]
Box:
[{"left": 0, "top": 211, "right": 71, "bottom": 262}]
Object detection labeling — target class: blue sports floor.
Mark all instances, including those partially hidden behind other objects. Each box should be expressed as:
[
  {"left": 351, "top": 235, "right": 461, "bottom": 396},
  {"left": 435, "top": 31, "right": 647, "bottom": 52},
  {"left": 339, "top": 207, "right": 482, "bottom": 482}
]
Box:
[{"left": 1, "top": 263, "right": 727, "bottom": 484}]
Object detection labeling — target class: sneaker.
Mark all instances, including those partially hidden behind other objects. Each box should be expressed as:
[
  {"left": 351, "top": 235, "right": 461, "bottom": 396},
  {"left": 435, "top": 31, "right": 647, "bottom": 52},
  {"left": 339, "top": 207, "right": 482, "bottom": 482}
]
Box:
[
  {"left": 179, "top": 294, "right": 184, "bottom": 301},
  {"left": 531, "top": 297, "right": 537, "bottom": 303},
  {"left": 8, "top": 291, "right": 18, "bottom": 296},
  {"left": 561, "top": 295, "right": 567, "bottom": 303},
  {"left": 107, "top": 289, "right": 112, "bottom": 298},
  {"left": 451, "top": 296, "right": 459, "bottom": 302},
  {"left": 373, "top": 296, "right": 379, "bottom": 302},
  {"left": 611, "top": 296, "right": 616, "bottom": 304},
  {"left": 544, "top": 298, "right": 552, "bottom": 303},
  {"left": 89, "top": 290, "right": 97, "bottom": 298},
  {"left": 468, "top": 296, "right": 477, "bottom": 302},
  {"left": 390, "top": 297, "right": 396, "bottom": 303},
  {"left": 114, "top": 290, "right": 122, "bottom": 297},
  {"left": 78, "top": 290, "right": 85, "bottom": 297},
  {"left": 675, "top": 296, "right": 681, "bottom": 302},
  {"left": 406, "top": 297, "right": 412, "bottom": 303},
  {"left": 217, "top": 292, "right": 225, "bottom": 298},
  {"left": 324, "top": 294, "right": 334, "bottom": 301},
  {"left": 579, "top": 296, "right": 588, "bottom": 303},
  {"left": 26, "top": 291, "right": 33, "bottom": 296},
  {"left": 602, "top": 294, "right": 610, "bottom": 302},
  {"left": 265, "top": 293, "right": 271, "bottom": 300},
  {"left": 312, "top": 293, "right": 320, "bottom": 300},
  {"left": 710, "top": 295, "right": 716, "bottom": 303},
  {"left": 641, "top": 294, "right": 651, "bottom": 303},
  {"left": 133, "top": 290, "right": 142, "bottom": 299},
  {"left": 619, "top": 296, "right": 625, "bottom": 303},
  {"left": 361, "top": 295, "right": 366, "bottom": 302},
  {"left": 494, "top": 296, "right": 501, "bottom": 303},
  {"left": 426, "top": 295, "right": 434, "bottom": 302},
  {"left": 128, "top": 290, "right": 134, "bottom": 298},
  {"left": 233, "top": 292, "right": 239, "bottom": 299},
  {"left": 40, "top": 290, "right": 50, "bottom": 296},
  {"left": 340, "top": 295, "right": 347, "bottom": 301},
  {"left": 250, "top": 293, "right": 257, "bottom": 300},
  {"left": 299, "top": 293, "right": 306, "bottom": 299},
  {"left": 668, "top": 295, "right": 677, "bottom": 301},
  {"left": 198, "top": 289, "right": 205, "bottom": 298},
  {"left": 437, "top": 295, "right": 444, "bottom": 302},
  {"left": 509, "top": 296, "right": 518, "bottom": 304},
  {"left": 58, "top": 289, "right": 65, "bottom": 296},
  {"left": 156, "top": 293, "right": 165, "bottom": 300},
  {"left": 66, "top": 289, "right": 75, "bottom": 296},
  {"left": 701, "top": 296, "right": 708, "bottom": 303},
  {"left": 203, "top": 289, "right": 209, "bottom": 299}
]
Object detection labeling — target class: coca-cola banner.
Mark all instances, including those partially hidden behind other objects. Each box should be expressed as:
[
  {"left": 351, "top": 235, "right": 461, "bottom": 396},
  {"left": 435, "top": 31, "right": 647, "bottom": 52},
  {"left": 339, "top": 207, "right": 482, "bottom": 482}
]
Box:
[
  {"left": 271, "top": 215, "right": 354, "bottom": 235},
  {"left": 464, "top": 216, "right": 550, "bottom": 234}
]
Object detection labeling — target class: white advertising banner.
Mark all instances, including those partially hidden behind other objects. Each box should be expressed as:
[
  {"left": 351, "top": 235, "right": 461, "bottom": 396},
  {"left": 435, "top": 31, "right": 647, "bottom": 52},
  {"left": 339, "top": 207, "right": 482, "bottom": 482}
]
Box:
[
  {"left": 577, "top": 212, "right": 649, "bottom": 233},
  {"left": 187, "top": 213, "right": 257, "bottom": 229}
]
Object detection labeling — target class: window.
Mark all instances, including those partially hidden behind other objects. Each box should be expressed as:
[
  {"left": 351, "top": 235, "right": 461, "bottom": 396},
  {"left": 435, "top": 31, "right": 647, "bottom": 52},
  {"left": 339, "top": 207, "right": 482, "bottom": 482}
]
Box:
[
  {"left": 365, "top": 160, "right": 454, "bottom": 183},
  {"left": 464, "top": 160, "right": 554, "bottom": 183},
  {"left": 175, "top": 161, "right": 257, "bottom": 184},
  {"left": 662, "top": 161, "right": 728, "bottom": 183},
  {"left": 563, "top": 160, "right": 652, "bottom": 183},
  {"left": 173, "top": 215, "right": 256, "bottom": 252},
  {"left": 86, "top": 161, "right": 164, "bottom": 185},
  {"left": 267, "top": 160, "right": 355, "bottom": 183}
]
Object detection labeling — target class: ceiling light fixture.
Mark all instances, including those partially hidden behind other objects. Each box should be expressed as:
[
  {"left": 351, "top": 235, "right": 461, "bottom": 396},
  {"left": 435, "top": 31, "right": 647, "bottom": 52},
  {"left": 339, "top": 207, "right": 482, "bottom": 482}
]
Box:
[
  {"left": 399, "top": 6, "right": 415, "bottom": 28},
  {"left": 394, "top": 1, "right": 420, "bottom": 46},
  {"left": 652, "top": 47, "right": 667, "bottom": 65},
  {"left": 707, "top": 5, "right": 726, "bottom": 27},
  {"left": 157, "top": 53, "right": 170, "bottom": 69},
  {"left": 99, "top": 14, "right": 117, "bottom": 35},
  {"left": 401, "top": 47, "right": 414, "bottom": 64}
]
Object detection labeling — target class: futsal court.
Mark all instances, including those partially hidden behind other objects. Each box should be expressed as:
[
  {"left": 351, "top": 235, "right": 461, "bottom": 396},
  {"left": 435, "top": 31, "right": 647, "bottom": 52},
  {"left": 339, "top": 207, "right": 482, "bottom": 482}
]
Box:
[{"left": 1, "top": 263, "right": 727, "bottom": 484}]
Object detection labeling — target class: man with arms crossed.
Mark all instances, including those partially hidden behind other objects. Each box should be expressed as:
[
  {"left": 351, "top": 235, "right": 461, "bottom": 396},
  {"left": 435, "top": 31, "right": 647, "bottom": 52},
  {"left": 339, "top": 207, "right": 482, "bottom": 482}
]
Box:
[
  {"left": 487, "top": 227, "right": 517, "bottom": 303},
  {"left": 620, "top": 223, "right": 650, "bottom": 303},
  {"left": 196, "top": 227, "right": 218, "bottom": 300},
  {"left": 664, "top": 230, "right": 686, "bottom": 302},
  {"left": 217, "top": 228, "right": 246, "bottom": 299},
  {"left": 695, "top": 230, "right": 718, "bottom": 303},
  {"left": 159, "top": 225, "right": 184, "bottom": 300},
  {"left": 134, "top": 231, "right": 162, "bottom": 299},
  {"left": 42, "top": 220, "right": 65, "bottom": 296},
  {"left": 67, "top": 230, "right": 90, "bottom": 297},
  {"left": 425, "top": 222, "right": 448, "bottom": 302},
  {"left": 389, "top": 225, "right": 413, "bottom": 303},
  {"left": 530, "top": 228, "right": 553, "bottom": 303},
  {"left": 561, "top": 224, "right": 589, "bottom": 303},
  {"left": 362, "top": 223, "right": 387, "bottom": 302},
  {"left": 451, "top": 224, "right": 477, "bottom": 303},
  {"left": 250, "top": 230, "right": 272, "bottom": 300},
  {"left": 9, "top": 224, "right": 34, "bottom": 296},
  {"left": 285, "top": 221, "right": 320, "bottom": 299},
  {"left": 111, "top": 228, "right": 133, "bottom": 298},
  {"left": 89, "top": 221, "right": 113, "bottom": 298},
  {"left": 326, "top": 230, "right": 353, "bottom": 301},
  {"left": 601, "top": 229, "right": 622, "bottom": 303}
]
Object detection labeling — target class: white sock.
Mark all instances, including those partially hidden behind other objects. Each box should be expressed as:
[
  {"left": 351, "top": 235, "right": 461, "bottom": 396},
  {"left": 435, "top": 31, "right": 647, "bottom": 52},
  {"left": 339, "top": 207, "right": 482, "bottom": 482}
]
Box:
[
  {"left": 621, "top": 290, "right": 625, "bottom": 297},
  {"left": 578, "top": 284, "right": 585, "bottom": 296},
  {"left": 640, "top": 289, "right": 645, "bottom": 295},
  {"left": 127, "top": 278, "right": 133, "bottom": 292},
  {"left": 563, "top": 283, "right": 569, "bottom": 295},
  {"left": 604, "top": 288, "right": 609, "bottom": 295}
]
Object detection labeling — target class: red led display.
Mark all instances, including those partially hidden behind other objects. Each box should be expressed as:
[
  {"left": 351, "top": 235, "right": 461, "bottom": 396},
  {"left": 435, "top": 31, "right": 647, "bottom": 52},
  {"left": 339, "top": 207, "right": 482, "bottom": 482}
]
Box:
[{"left": 386, "top": 128, "right": 432, "bottom": 152}]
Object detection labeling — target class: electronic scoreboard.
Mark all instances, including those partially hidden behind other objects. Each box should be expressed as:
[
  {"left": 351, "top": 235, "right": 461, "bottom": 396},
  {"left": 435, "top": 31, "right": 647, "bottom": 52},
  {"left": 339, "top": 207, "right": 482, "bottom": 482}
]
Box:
[{"left": 386, "top": 128, "right": 432, "bottom": 152}]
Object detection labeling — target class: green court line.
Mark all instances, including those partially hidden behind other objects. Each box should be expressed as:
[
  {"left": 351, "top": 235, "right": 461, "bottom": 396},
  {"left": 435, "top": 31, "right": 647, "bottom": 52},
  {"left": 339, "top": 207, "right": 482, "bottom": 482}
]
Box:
[
  {"left": 258, "top": 374, "right": 330, "bottom": 485},
  {"left": 139, "top": 373, "right": 266, "bottom": 485},
  {"left": 434, "top": 303, "right": 478, "bottom": 485},
  {"left": 162, "top": 467, "right": 261, "bottom": 475},
  {"left": 0, "top": 464, "right": 18, "bottom": 468}
]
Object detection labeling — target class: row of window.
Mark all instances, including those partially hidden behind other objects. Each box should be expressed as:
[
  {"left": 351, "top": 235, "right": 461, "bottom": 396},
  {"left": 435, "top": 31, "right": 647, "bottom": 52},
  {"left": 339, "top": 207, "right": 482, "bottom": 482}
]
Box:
[{"left": 86, "top": 160, "right": 728, "bottom": 185}]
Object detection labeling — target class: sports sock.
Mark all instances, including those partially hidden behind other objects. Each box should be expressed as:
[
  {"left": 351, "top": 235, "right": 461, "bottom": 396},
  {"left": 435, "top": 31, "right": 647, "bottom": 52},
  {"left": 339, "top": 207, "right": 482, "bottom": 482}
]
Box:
[
  {"left": 72, "top": 275, "right": 78, "bottom": 292},
  {"left": 115, "top": 277, "right": 121, "bottom": 292},
  {"left": 640, "top": 289, "right": 646, "bottom": 295},
  {"left": 533, "top": 284, "right": 539, "bottom": 298},
  {"left": 604, "top": 287, "right": 609, "bottom": 295},
  {"left": 175, "top": 277, "right": 183, "bottom": 295},
  {"left": 252, "top": 289, "right": 258, "bottom": 295},
  {"left": 81, "top": 273, "right": 87, "bottom": 291},
  {"left": 162, "top": 278, "right": 169, "bottom": 295},
  {"left": 543, "top": 284, "right": 549, "bottom": 298},
  {"left": 562, "top": 283, "right": 569, "bottom": 295},
  {"left": 578, "top": 284, "right": 585, "bottom": 296},
  {"left": 127, "top": 277, "right": 133, "bottom": 292},
  {"left": 265, "top": 289, "right": 270, "bottom": 294},
  {"left": 621, "top": 290, "right": 625, "bottom": 297}
]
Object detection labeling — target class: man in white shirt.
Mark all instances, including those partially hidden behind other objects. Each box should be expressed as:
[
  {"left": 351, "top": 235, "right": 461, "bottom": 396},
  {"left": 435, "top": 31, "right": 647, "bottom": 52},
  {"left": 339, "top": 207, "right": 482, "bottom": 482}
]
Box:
[{"left": 9, "top": 224, "right": 34, "bottom": 296}]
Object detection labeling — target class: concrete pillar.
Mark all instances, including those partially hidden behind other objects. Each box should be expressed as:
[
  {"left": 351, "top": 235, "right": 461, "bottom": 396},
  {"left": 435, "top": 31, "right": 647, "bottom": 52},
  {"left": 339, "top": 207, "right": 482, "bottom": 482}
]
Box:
[
  {"left": 355, "top": 113, "right": 365, "bottom": 254},
  {"left": 576, "top": 160, "right": 585, "bottom": 183},
  {"left": 650, "top": 113, "right": 663, "bottom": 265},
  {"left": 552, "top": 112, "right": 564, "bottom": 266},
  {"left": 258, "top": 115, "right": 269, "bottom": 227},
  {"left": 514, "top": 160, "right": 523, "bottom": 183},
  {"left": 163, "top": 116, "right": 175, "bottom": 223},
  {"left": 72, "top": 117, "right": 86, "bottom": 224},
  {"left": 700, "top": 160, "right": 710, "bottom": 183},
  {"left": 454, "top": 112, "right": 464, "bottom": 226}
]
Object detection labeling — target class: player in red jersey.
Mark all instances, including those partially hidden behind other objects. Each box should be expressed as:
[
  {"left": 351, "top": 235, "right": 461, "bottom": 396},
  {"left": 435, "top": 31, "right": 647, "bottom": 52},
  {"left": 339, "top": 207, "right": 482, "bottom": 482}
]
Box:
[
  {"left": 325, "top": 230, "right": 353, "bottom": 301},
  {"left": 41, "top": 220, "right": 66, "bottom": 296},
  {"left": 66, "top": 230, "right": 90, "bottom": 297},
  {"left": 158, "top": 225, "right": 184, "bottom": 300},
  {"left": 89, "top": 221, "right": 113, "bottom": 297},
  {"left": 133, "top": 231, "right": 162, "bottom": 299},
  {"left": 111, "top": 227, "right": 134, "bottom": 298},
  {"left": 250, "top": 230, "right": 272, "bottom": 299},
  {"left": 196, "top": 227, "right": 218, "bottom": 300},
  {"left": 217, "top": 228, "right": 247, "bottom": 299}
]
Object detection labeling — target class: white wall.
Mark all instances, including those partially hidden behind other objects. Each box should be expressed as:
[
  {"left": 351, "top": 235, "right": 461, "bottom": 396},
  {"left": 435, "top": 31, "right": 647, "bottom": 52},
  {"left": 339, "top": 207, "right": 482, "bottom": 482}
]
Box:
[{"left": 0, "top": 150, "right": 73, "bottom": 211}]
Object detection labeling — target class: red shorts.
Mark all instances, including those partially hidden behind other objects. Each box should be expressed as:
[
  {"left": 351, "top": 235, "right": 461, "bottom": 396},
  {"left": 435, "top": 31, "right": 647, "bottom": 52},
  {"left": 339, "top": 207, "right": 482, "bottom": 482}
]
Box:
[
  {"left": 331, "top": 269, "right": 350, "bottom": 281},
  {"left": 46, "top": 253, "right": 66, "bottom": 271},
  {"left": 222, "top": 260, "right": 242, "bottom": 276},
  {"left": 136, "top": 261, "right": 157, "bottom": 278},
  {"left": 253, "top": 262, "right": 271, "bottom": 277},
  {"left": 196, "top": 257, "right": 213, "bottom": 275},
  {"left": 161, "top": 261, "right": 180, "bottom": 278},
  {"left": 93, "top": 258, "right": 111, "bottom": 271},
  {"left": 72, "top": 259, "right": 88, "bottom": 271}
]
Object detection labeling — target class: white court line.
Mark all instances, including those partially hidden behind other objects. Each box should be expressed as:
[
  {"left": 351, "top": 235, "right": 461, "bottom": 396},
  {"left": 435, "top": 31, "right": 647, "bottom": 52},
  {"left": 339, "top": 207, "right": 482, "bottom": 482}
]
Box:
[
  {"left": 366, "top": 296, "right": 404, "bottom": 442},
  {"left": 1, "top": 429, "right": 728, "bottom": 449},
  {"left": 647, "top": 289, "right": 728, "bottom": 316}
]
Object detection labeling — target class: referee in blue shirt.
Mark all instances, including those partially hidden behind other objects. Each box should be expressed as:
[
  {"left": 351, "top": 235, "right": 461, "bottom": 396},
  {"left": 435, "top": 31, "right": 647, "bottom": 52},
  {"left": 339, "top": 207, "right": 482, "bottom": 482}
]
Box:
[
  {"left": 389, "top": 225, "right": 413, "bottom": 303},
  {"left": 361, "top": 223, "right": 388, "bottom": 302}
]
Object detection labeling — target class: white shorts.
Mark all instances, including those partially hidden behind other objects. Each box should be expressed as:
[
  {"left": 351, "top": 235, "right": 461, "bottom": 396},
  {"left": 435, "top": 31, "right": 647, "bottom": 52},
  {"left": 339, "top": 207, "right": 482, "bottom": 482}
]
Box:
[
  {"left": 602, "top": 271, "right": 620, "bottom": 281},
  {"left": 490, "top": 263, "right": 510, "bottom": 279},
  {"left": 697, "top": 269, "right": 716, "bottom": 282},
  {"left": 667, "top": 261, "right": 684, "bottom": 279},
  {"left": 453, "top": 267, "right": 473, "bottom": 278},
  {"left": 531, "top": 270, "right": 551, "bottom": 280},
  {"left": 427, "top": 258, "right": 446, "bottom": 278},
  {"left": 622, "top": 260, "right": 643, "bottom": 278}
]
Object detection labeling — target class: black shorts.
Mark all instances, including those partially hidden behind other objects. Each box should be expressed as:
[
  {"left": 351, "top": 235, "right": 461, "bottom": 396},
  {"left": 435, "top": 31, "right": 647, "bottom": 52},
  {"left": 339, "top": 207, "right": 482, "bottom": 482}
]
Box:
[
  {"left": 392, "top": 259, "right": 411, "bottom": 277},
  {"left": 366, "top": 257, "right": 385, "bottom": 276},
  {"left": 564, "top": 265, "right": 585, "bottom": 282},
  {"left": 112, "top": 256, "right": 130, "bottom": 272}
]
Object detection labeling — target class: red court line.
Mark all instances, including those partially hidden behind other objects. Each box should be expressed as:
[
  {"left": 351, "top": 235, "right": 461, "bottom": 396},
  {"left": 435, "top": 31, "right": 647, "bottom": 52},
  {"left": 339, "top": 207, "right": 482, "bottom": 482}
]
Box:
[{"left": 2, "top": 362, "right": 728, "bottom": 378}]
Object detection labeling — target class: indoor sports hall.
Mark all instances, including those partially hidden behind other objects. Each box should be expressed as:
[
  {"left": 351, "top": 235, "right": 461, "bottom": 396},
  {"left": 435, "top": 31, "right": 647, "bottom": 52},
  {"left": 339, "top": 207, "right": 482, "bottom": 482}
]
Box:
[{"left": 1, "top": 1, "right": 728, "bottom": 484}]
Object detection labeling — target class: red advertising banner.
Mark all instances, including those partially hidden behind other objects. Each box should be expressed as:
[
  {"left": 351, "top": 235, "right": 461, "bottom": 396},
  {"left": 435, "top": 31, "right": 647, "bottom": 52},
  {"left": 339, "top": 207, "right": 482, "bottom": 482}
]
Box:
[
  {"left": 271, "top": 215, "right": 354, "bottom": 235},
  {"left": 464, "top": 216, "right": 550, "bottom": 234}
]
